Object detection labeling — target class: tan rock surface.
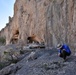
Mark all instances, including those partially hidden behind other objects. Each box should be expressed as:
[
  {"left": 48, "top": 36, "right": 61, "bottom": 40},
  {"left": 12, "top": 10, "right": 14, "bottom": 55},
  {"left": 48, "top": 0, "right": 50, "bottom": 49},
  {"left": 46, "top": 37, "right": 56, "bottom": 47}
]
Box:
[{"left": 0, "top": 0, "right": 76, "bottom": 51}]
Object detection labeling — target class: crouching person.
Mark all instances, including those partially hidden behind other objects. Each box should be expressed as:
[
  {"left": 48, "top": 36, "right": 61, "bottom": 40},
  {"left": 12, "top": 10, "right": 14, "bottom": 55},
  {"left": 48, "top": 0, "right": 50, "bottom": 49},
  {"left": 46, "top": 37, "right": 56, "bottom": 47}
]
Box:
[{"left": 57, "top": 44, "right": 71, "bottom": 61}]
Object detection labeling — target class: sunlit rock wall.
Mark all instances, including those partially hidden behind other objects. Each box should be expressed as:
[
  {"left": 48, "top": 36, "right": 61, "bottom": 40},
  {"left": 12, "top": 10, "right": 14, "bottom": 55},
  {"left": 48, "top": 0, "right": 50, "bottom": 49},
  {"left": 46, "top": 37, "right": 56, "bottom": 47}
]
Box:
[{"left": 0, "top": 0, "right": 76, "bottom": 51}]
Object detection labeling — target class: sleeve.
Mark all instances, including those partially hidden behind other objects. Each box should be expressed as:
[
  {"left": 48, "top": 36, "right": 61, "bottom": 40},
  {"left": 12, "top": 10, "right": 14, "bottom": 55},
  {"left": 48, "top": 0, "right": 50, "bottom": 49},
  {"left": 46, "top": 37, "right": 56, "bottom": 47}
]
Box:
[{"left": 58, "top": 49, "right": 61, "bottom": 53}]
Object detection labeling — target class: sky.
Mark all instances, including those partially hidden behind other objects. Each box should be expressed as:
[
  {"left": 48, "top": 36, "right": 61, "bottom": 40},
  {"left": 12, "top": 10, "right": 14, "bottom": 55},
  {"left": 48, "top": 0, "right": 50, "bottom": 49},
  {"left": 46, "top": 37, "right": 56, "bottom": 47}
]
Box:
[{"left": 0, "top": 0, "right": 16, "bottom": 30}]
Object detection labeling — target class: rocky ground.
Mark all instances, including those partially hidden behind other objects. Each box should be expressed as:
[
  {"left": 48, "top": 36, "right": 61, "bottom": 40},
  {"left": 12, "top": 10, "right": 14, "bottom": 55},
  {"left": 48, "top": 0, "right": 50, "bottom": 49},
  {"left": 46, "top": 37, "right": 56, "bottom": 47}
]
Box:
[{"left": 0, "top": 44, "right": 76, "bottom": 75}]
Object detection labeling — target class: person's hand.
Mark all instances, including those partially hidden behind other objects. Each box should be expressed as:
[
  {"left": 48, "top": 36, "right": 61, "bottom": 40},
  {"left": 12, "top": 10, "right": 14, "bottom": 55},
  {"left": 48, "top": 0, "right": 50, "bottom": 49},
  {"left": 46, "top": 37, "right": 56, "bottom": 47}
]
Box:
[{"left": 58, "top": 53, "right": 60, "bottom": 56}]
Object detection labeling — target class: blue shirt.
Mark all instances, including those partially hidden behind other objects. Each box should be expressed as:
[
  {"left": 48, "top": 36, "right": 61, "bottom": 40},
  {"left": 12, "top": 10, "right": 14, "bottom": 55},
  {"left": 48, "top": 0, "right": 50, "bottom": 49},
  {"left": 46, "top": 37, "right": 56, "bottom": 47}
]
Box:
[{"left": 58, "top": 44, "right": 71, "bottom": 54}]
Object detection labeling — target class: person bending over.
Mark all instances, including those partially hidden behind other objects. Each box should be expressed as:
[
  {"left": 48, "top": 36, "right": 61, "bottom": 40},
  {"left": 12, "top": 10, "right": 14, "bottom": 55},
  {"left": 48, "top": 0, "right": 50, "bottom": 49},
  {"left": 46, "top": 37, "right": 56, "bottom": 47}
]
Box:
[{"left": 57, "top": 44, "right": 71, "bottom": 60}]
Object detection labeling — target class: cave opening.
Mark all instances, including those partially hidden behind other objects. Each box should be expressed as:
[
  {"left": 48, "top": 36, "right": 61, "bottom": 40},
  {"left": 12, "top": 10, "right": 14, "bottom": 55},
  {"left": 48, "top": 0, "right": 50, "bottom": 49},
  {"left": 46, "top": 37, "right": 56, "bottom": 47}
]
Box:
[{"left": 11, "top": 30, "right": 19, "bottom": 44}]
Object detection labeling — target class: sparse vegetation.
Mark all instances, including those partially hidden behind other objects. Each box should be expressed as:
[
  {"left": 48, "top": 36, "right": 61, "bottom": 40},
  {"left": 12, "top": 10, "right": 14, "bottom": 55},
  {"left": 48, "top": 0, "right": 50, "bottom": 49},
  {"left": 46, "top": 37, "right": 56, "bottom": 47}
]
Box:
[
  {"left": 4, "top": 49, "right": 20, "bottom": 64},
  {"left": 0, "top": 62, "right": 10, "bottom": 70},
  {"left": 0, "top": 37, "right": 6, "bottom": 44}
]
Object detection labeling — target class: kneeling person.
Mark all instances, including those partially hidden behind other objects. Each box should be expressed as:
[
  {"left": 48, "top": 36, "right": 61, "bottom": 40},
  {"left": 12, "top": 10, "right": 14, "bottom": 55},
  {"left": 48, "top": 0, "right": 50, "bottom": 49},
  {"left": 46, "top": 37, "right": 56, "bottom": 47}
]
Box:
[{"left": 57, "top": 44, "right": 71, "bottom": 60}]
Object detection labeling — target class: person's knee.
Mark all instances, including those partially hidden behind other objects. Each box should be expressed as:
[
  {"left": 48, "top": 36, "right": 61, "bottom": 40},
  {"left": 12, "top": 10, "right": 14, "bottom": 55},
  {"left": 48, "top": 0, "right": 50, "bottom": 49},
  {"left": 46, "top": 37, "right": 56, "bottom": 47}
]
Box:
[{"left": 63, "top": 50, "right": 66, "bottom": 53}]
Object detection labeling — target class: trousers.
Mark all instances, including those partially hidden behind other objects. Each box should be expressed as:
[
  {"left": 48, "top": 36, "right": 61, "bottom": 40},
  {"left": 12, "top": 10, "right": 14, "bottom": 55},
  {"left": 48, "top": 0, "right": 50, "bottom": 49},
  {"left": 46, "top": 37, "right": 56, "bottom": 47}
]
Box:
[{"left": 59, "top": 50, "right": 71, "bottom": 60}]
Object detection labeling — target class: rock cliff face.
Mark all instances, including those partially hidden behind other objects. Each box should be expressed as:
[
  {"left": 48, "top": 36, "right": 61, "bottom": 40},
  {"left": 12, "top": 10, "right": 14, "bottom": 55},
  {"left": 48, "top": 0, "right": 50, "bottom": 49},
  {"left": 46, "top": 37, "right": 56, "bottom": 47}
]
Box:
[{"left": 0, "top": 0, "right": 76, "bottom": 50}]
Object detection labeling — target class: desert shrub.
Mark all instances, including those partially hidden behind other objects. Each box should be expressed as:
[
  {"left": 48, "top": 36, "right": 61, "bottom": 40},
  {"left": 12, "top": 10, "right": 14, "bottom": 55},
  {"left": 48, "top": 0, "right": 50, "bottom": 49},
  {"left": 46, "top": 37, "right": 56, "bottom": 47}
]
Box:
[
  {"left": 0, "top": 37, "right": 6, "bottom": 44},
  {"left": 0, "top": 62, "right": 10, "bottom": 70},
  {"left": 4, "top": 50, "right": 19, "bottom": 64}
]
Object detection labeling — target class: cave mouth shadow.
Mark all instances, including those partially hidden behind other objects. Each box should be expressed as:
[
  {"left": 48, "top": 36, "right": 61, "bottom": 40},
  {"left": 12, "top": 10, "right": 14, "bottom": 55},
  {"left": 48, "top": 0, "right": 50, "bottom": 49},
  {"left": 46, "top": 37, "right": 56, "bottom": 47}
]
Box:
[{"left": 10, "top": 30, "right": 19, "bottom": 44}]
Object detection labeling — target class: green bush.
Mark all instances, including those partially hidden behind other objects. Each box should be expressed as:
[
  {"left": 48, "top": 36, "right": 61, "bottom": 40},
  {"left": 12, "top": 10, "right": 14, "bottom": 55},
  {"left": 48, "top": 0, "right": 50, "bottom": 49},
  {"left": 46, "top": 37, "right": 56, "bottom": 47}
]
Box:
[{"left": 0, "top": 37, "right": 6, "bottom": 44}]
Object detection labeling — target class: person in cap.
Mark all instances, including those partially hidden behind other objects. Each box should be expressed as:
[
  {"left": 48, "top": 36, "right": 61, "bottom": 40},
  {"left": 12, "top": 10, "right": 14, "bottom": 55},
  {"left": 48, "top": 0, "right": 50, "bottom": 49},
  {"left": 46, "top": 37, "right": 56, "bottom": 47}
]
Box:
[{"left": 57, "top": 44, "right": 71, "bottom": 60}]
